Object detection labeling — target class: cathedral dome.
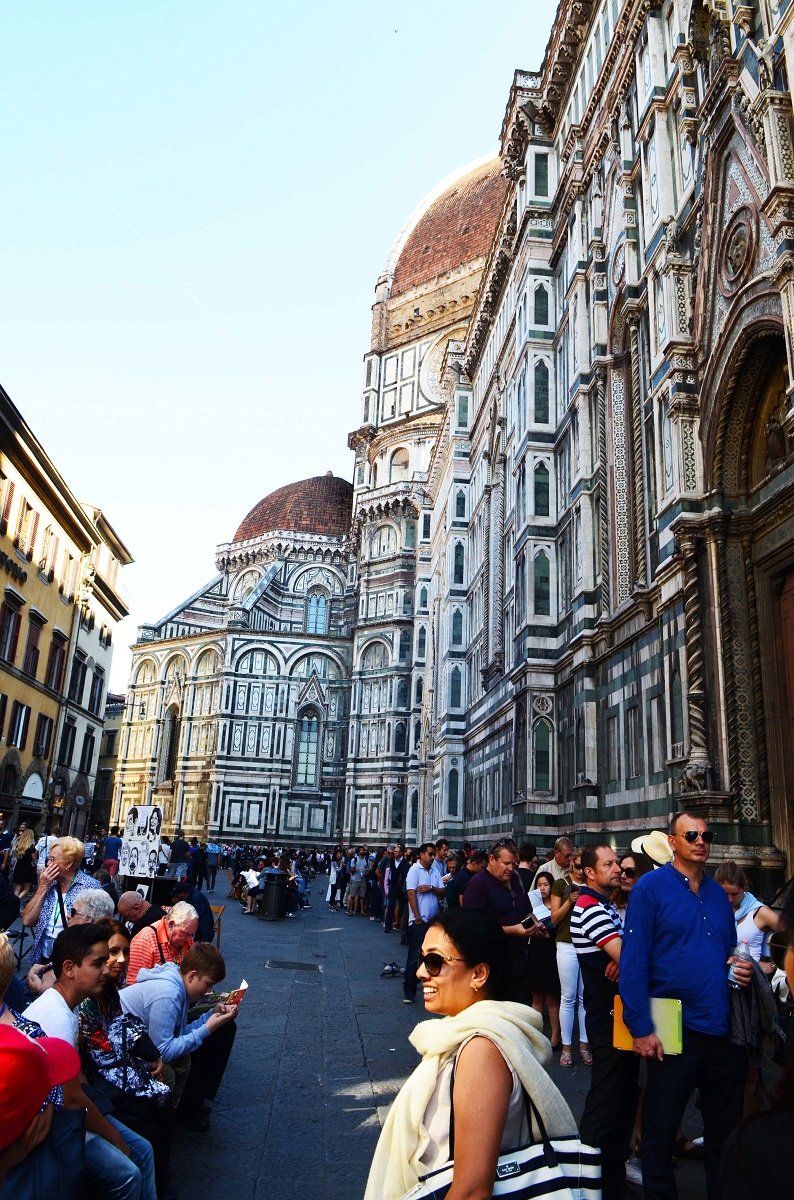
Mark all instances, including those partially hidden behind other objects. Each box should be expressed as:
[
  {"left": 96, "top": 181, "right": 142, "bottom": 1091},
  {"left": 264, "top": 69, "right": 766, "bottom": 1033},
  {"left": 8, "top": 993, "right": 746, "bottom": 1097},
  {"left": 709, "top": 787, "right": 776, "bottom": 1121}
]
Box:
[
  {"left": 388, "top": 156, "right": 508, "bottom": 298},
  {"left": 233, "top": 472, "right": 353, "bottom": 542}
]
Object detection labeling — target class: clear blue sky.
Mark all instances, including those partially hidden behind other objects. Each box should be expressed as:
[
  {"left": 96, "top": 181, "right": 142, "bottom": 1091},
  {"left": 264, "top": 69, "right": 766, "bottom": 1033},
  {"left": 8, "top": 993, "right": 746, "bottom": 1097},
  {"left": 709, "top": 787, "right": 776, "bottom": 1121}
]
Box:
[{"left": 0, "top": 0, "right": 559, "bottom": 689}]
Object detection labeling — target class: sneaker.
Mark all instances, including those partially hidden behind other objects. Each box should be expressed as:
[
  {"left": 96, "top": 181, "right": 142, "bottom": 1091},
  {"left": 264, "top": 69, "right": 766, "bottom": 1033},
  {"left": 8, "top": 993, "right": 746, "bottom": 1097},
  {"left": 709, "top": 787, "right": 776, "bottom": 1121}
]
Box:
[
  {"left": 624, "top": 1157, "right": 643, "bottom": 1187},
  {"left": 402, "top": 997, "right": 415, "bottom": 1004}
]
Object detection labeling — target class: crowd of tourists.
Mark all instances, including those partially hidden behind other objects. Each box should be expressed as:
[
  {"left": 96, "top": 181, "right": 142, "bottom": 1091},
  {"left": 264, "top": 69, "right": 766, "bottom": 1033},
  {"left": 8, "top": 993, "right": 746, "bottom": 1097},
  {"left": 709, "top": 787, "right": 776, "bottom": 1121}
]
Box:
[
  {"left": 0, "top": 831, "right": 238, "bottom": 1200},
  {"left": 1, "top": 815, "right": 792, "bottom": 1200}
]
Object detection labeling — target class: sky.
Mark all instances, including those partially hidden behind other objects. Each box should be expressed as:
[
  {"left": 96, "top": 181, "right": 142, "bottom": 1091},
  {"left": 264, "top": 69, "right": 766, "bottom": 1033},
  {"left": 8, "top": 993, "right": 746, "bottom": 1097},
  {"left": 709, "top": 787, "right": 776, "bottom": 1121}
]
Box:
[{"left": 0, "top": 0, "right": 559, "bottom": 690}]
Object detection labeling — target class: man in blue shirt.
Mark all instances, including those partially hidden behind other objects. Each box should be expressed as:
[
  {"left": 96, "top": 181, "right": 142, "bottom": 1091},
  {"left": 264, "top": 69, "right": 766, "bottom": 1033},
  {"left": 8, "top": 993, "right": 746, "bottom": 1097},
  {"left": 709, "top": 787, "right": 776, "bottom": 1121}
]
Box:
[{"left": 620, "top": 813, "right": 752, "bottom": 1200}]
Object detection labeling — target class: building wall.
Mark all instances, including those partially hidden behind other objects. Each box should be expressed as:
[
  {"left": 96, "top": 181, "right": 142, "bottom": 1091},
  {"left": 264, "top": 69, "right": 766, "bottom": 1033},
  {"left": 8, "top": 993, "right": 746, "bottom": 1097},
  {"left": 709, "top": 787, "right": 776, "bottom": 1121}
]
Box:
[{"left": 0, "top": 390, "right": 131, "bottom": 835}]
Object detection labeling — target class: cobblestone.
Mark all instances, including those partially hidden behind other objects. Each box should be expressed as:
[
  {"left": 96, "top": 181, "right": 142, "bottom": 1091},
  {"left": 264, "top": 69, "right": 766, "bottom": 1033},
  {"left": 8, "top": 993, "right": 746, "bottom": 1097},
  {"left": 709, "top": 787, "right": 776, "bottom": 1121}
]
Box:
[{"left": 172, "top": 886, "right": 709, "bottom": 1199}]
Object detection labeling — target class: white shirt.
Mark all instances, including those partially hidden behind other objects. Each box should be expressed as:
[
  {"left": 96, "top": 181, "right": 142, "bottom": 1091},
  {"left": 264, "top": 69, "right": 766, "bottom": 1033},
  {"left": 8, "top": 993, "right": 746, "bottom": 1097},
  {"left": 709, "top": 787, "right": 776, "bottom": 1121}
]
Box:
[
  {"left": 406, "top": 861, "right": 441, "bottom": 926},
  {"left": 24, "top": 988, "right": 79, "bottom": 1046}
]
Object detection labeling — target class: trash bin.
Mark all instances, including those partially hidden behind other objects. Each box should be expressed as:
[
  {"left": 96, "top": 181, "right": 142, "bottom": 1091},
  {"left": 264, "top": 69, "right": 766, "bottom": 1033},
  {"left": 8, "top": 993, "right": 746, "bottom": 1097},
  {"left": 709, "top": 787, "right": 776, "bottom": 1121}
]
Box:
[{"left": 258, "top": 869, "right": 287, "bottom": 920}]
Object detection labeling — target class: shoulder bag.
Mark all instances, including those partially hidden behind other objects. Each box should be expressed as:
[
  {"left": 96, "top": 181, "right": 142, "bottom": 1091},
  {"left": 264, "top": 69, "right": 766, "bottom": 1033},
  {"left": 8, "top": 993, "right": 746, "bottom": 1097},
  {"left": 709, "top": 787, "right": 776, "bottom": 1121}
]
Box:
[{"left": 400, "top": 1064, "right": 601, "bottom": 1200}]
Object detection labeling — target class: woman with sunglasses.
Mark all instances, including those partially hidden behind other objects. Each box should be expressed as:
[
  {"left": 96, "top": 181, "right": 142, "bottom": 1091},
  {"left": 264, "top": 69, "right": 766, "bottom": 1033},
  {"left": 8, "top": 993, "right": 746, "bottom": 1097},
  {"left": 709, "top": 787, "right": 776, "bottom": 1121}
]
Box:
[
  {"left": 549, "top": 850, "right": 591, "bottom": 1066},
  {"left": 611, "top": 854, "right": 651, "bottom": 926},
  {"left": 364, "top": 908, "right": 575, "bottom": 1200}
]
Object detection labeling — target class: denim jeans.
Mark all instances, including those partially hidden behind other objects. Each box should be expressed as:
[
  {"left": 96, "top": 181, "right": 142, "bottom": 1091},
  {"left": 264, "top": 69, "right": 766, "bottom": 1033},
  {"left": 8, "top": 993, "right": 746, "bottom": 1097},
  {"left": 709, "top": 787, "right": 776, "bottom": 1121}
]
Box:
[
  {"left": 404, "top": 920, "right": 427, "bottom": 1000},
  {"left": 641, "top": 1026, "right": 747, "bottom": 1200},
  {"left": 85, "top": 1115, "right": 157, "bottom": 1200}
]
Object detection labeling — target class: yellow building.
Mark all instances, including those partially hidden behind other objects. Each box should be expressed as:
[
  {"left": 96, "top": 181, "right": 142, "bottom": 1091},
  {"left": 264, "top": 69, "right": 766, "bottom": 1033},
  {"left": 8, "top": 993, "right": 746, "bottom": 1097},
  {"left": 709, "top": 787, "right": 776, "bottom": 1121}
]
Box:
[{"left": 0, "top": 385, "right": 132, "bottom": 835}]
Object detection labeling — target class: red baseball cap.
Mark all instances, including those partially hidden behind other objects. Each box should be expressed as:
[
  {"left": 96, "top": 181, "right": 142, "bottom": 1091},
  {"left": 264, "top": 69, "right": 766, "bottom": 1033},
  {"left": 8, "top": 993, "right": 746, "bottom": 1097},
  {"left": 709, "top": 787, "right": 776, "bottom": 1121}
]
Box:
[{"left": 0, "top": 1024, "right": 80, "bottom": 1151}]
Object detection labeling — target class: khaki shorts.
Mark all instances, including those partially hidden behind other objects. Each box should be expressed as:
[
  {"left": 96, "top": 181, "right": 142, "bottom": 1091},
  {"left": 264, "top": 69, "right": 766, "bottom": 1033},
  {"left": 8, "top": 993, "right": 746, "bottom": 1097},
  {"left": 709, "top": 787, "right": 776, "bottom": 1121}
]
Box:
[{"left": 349, "top": 879, "right": 367, "bottom": 898}]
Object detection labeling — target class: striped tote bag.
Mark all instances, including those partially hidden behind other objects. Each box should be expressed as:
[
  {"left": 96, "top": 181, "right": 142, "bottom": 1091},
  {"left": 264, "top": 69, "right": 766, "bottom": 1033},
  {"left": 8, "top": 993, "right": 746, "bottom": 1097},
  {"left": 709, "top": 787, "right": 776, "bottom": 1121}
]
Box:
[{"left": 400, "top": 1091, "right": 601, "bottom": 1200}]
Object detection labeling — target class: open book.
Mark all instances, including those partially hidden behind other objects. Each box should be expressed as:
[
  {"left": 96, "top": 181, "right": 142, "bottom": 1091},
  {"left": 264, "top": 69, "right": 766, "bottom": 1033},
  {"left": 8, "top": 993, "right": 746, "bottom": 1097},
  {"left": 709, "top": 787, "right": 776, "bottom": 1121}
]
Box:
[{"left": 201, "top": 979, "right": 249, "bottom": 1008}]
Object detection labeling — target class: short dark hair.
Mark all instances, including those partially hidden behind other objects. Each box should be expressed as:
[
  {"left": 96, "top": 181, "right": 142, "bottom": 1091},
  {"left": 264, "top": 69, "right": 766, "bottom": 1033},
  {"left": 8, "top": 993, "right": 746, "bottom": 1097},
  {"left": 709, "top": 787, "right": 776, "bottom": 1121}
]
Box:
[
  {"left": 180, "top": 943, "right": 226, "bottom": 984},
  {"left": 669, "top": 811, "right": 703, "bottom": 835},
  {"left": 489, "top": 837, "right": 517, "bottom": 858},
  {"left": 418, "top": 842, "right": 436, "bottom": 856},
  {"left": 435, "top": 838, "right": 449, "bottom": 849},
  {"left": 535, "top": 871, "right": 555, "bottom": 890},
  {"left": 580, "top": 843, "right": 612, "bottom": 873},
  {"left": 468, "top": 850, "right": 487, "bottom": 866},
  {"left": 518, "top": 843, "right": 537, "bottom": 862},
  {"left": 51, "top": 924, "right": 109, "bottom": 979},
  {"left": 427, "top": 909, "right": 511, "bottom": 1001}
]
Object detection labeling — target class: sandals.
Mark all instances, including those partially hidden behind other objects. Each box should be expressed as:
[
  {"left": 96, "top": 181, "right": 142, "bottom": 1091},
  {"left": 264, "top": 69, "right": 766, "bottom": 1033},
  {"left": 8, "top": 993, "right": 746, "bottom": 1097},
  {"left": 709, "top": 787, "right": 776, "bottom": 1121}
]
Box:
[
  {"left": 579, "top": 1046, "right": 593, "bottom": 1066},
  {"left": 559, "top": 1050, "right": 574, "bottom": 1067}
]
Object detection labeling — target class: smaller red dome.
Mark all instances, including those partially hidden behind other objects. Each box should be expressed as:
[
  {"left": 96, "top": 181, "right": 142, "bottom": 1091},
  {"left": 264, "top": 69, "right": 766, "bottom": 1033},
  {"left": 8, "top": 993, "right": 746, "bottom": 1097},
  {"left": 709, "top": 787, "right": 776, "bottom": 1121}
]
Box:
[{"left": 233, "top": 472, "right": 353, "bottom": 542}]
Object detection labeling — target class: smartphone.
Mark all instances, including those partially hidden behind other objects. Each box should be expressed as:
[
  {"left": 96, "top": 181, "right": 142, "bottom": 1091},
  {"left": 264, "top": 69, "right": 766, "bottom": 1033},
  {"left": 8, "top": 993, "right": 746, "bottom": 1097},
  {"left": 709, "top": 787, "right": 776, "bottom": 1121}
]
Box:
[{"left": 521, "top": 914, "right": 541, "bottom": 932}]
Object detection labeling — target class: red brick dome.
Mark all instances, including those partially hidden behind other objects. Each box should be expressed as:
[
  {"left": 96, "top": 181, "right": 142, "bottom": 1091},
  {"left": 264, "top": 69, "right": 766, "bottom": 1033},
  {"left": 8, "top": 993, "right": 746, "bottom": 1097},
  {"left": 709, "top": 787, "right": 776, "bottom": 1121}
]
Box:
[
  {"left": 390, "top": 157, "right": 508, "bottom": 298},
  {"left": 233, "top": 472, "right": 353, "bottom": 542}
]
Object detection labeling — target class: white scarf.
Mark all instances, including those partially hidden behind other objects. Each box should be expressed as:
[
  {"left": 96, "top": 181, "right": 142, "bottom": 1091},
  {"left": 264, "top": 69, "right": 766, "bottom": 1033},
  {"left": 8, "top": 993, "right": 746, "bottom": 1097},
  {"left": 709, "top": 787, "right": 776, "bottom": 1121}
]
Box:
[{"left": 364, "top": 1001, "right": 576, "bottom": 1200}]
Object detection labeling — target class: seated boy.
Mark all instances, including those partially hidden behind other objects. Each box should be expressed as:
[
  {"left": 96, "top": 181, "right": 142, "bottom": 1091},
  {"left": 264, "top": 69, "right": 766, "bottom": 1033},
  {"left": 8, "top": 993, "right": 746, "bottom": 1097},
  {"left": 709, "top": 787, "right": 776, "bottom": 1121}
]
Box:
[{"left": 120, "top": 942, "right": 237, "bottom": 1132}]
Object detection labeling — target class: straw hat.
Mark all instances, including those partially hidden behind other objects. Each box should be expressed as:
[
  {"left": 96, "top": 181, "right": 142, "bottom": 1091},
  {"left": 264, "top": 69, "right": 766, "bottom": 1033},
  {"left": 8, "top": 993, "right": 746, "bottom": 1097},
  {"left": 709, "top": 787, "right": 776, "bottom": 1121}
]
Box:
[{"left": 631, "top": 830, "right": 672, "bottom": 867}]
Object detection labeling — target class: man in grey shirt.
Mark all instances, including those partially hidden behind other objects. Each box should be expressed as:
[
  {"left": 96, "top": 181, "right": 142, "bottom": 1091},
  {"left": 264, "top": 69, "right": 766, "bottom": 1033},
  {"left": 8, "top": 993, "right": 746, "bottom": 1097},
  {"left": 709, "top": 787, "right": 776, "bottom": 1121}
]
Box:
[{"left": 346, "top": 846, "right": 369, "bottom": 916}]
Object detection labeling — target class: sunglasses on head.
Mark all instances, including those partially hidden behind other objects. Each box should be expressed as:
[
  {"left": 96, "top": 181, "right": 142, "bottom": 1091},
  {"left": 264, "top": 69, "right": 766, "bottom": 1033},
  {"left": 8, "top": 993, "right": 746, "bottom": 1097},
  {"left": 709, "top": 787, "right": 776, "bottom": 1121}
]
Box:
[
  {"left": 620, "top": 867, "right": 636, "bottom": 878},
  {"left": 681, "top": 830, "right": 714, "bottom": 844},
  {"left": 417, "top": 951, "right": 467, "bottom": 977}
]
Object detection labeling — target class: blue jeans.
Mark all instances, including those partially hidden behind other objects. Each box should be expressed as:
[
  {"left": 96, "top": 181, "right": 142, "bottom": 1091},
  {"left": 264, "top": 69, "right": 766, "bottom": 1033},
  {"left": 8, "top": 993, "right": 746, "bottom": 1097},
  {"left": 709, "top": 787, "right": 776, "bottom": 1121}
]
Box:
[
  {"left": 85, "top": 1115, "right": 156, "bottom": 1200},
  {"left": 404, "top": 920, "right": 427, "bottom": 1000},
  {"left": 641, "top": 1027, "right": 746, "bottom": 1200}
]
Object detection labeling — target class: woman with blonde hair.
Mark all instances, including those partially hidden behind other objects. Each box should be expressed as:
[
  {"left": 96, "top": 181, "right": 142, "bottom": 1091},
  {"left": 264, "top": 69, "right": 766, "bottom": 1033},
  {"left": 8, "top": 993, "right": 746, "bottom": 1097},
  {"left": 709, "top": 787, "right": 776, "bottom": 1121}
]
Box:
[
  {"left": 22, "top": 837, "right": 103, "bottom": 963},
  {"left": 10, "top": 823, "right": 35, "bottom": 897}
]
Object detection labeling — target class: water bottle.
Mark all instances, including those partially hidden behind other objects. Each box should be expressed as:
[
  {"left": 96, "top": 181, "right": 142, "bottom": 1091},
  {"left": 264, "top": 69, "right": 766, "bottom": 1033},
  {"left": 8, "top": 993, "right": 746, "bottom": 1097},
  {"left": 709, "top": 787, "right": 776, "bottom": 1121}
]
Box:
[{"left": 728, "top": 940, "right": 752, "bottom": 988}]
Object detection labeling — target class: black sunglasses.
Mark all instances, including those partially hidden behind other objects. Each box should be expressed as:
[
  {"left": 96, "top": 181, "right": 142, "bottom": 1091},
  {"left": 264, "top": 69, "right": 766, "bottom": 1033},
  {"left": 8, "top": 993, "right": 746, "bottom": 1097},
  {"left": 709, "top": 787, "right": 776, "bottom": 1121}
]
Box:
[
  {"left": 682, "top": 830, "right": 715, "bottom": 844},
  {"left": 417, "top": 951, "right": 467, "bottom": 977},
  {"left": 573, "top": 861, "right": 582, "bottom": 870},
  {"left": 620, "top": 867, "right": 636, "bottom": 878}
]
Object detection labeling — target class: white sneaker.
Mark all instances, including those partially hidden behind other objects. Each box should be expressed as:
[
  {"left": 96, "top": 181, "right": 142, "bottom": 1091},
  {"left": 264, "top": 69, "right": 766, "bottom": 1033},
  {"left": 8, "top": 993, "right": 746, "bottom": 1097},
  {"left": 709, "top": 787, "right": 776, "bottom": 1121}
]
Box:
[{"left": 624, "top": 1157, "right": 643, "bottom": 1187}]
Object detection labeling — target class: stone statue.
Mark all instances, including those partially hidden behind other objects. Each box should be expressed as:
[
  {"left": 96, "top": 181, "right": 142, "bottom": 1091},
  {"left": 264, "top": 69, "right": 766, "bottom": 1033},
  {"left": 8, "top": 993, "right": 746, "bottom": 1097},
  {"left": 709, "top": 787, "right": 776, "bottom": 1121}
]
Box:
[{"left": 679, "top": 758, "right": 708, "bottom": 794}]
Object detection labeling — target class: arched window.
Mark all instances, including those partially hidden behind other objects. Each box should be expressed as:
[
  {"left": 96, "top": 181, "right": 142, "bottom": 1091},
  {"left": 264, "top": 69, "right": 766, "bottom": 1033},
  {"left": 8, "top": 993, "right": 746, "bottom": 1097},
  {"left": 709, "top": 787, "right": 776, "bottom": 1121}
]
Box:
[
  {"left": 534, "top": 285, "right": 549, "bottom": 326},
  {"left": 534, "top": 720, "right": 552, "bottom": 791},
  {"left": 410, "top": 789, "right": 419, "bottom": 827},
  {"left": 455, "top": 490, "right": 466, "bottom": 519},
  {"left": 448, "top": 768, "right": 459, "bottom": 817},
  {"left": 534, "top": 551, "right": 551, "bottom": 616},
  {"left": 451, "top": 609, "right": 463, "bottom": 645},
  {"left": 534, "top": 360, "right": 550, "bottom": 423},
  {"left": 158, "top": 706, "right": 181, "bottom": 784},
  {"left": 361, "top": 642, "right": 388, "bottom": 671},
  {"left": 405, "top": 521, "right": 416, "bottom": 548},
  {"left": 671, "top": 669, "right": 684, "bottom": 748},
  {"left": 306, "top": 591, "right": 328, "bottom": 634},
  {"left": 370, "top": 525, "right": 396, "bottom": 558},
  {"left": 395, "top": 721, "right": 407, "bottom": 753},
  {"left": 296, "top": 711, "right": 320, "bottom": 786},
  {"left": 534, "top": 463, "right": 550, "bottom": 517},
  {"left": 396, "top": 678, "right": 409, "bottom": 709},
  {"left": 450, "top": 666, "right": 462, "bottom": 708},
  {"left": 392, "top": 788, "right": 406, "bottom": 827},
  {"left": 415, "top": 677, "right": 424, "bottom": 705},
  {"left": 417, "top": 626, "right": 427, "bottom": 659},
  {"left": 413, "top": 719, "right": 421, "bottom": 749},
  {"left": 390, "top": 448, "right": 410, "bottom": 482},
  {"left": 419, "top": 586, "right": 428, "bottom": 610},
  {"left": 515, "top": 701, "right": 527, "bottom": 795},
  {"left": 399, "top": 630, "right": 411, "bottom": 661},
  {"left": 453, "top": 543, "right": 465, "bottom": 585}
]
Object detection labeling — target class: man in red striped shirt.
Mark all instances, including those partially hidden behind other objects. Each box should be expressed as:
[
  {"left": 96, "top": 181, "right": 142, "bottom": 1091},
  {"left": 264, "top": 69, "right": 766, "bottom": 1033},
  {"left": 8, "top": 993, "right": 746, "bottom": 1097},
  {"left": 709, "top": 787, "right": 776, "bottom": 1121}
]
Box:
[{"left": 571, "top": 844, "right": 639, "bottom": 1200}]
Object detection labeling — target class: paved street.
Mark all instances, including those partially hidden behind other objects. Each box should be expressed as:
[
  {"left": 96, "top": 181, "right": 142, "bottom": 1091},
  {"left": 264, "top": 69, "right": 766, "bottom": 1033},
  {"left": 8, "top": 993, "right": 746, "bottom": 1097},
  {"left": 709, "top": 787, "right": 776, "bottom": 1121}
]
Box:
[{"left": 173, "top": 878, "right": 707, "bottom": 1200}]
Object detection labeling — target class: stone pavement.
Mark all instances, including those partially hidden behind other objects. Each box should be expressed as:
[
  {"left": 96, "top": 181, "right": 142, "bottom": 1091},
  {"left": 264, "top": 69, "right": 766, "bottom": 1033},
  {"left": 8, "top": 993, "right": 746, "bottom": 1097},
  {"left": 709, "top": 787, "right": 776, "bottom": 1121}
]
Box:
[{"left": 171, "top": 880, "right": 707, "bottom": 1200}]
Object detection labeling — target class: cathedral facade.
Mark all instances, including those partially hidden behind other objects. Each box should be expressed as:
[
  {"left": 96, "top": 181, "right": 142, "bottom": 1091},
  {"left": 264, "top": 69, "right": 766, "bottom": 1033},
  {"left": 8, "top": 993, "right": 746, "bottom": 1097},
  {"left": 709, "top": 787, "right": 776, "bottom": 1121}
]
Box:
[{"left": 116, "top": 0, "right": 794, "bottom": 881}]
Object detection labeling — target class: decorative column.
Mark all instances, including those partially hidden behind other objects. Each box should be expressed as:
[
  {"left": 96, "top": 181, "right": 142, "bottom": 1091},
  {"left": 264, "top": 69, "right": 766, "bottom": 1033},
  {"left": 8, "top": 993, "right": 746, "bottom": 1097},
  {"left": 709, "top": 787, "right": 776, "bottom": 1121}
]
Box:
[
  {"left": 492, "top": 454, "right": 506, "bottom": 667},
  {"left": 595, "top": 367, "right": 610, "bottom": 615},
  {"left": 482, "top": 475, "right": 492, "bottom": 672},
  {"left": 628, "top": 315, "right": 647, "bottom": 588},
  {"left": 680, "top": 534, "right": 710, "bottom": 788}
]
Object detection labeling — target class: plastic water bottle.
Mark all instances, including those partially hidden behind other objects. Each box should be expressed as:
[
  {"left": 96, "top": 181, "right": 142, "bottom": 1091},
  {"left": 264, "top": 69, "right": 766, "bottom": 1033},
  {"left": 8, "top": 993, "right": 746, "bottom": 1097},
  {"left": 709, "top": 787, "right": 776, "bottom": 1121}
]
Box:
[{"left": 728, "top": 940, "right": 752, "bottom": 988}]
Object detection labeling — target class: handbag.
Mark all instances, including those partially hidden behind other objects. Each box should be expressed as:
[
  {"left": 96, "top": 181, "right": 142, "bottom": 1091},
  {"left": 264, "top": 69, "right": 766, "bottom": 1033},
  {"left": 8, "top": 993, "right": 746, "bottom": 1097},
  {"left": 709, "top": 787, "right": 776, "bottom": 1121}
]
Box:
[{"left": 400, "top": 1066, "right": 601, "bottom": 1200}]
